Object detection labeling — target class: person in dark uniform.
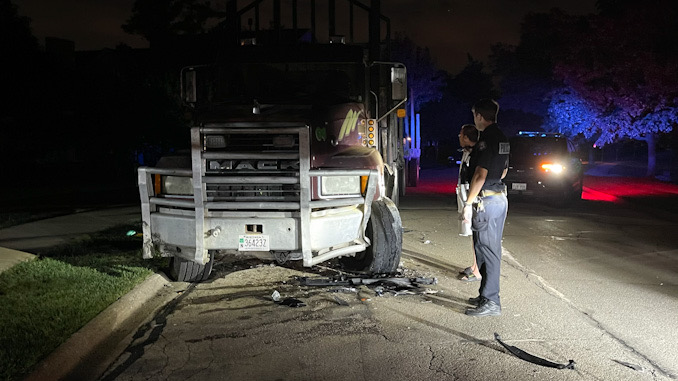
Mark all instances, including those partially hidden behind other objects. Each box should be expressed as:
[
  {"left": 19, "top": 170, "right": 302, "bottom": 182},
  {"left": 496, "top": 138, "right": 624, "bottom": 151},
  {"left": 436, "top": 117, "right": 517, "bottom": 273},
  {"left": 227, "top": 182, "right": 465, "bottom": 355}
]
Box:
[
  {"left": 461, "top": 98, "right": 509, "bottom": 317},
  {"left": 456, "top": 124, "right": 481, "bottom": 281}
]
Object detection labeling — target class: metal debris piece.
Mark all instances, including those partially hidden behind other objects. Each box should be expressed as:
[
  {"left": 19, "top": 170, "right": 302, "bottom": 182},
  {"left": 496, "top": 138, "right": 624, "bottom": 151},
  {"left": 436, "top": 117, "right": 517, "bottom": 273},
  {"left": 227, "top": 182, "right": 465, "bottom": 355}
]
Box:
[
  {"left": 299, "top": 276, "right": 437, "bottom": 288},
  {"left": 298, "top": 277, "right": 350, "bottom": 287},
  {"left": 414, "top": 277, "right": 437, "bottom": 285},
  {"left": 494, "top": 333, "right": 575, "bottom": 370},
  {"left": 393, "top": 290, "right": 416, "bottom": 296},
  {"left": 374, "top": 286, "right": 384, "bottom": 296},
  {"left": 328, "top": 287, "right": 358, "bottom": 293},
  {"left": 298, "top": 275, "right": 438, "bottom": 298}
]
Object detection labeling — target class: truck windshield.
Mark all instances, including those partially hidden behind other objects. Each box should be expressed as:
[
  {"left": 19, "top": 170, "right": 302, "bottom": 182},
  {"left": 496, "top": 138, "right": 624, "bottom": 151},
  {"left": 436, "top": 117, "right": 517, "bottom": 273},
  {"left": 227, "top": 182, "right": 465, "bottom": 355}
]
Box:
[{"left": 193, "top": 62, "right": 364, "bottom": 106}]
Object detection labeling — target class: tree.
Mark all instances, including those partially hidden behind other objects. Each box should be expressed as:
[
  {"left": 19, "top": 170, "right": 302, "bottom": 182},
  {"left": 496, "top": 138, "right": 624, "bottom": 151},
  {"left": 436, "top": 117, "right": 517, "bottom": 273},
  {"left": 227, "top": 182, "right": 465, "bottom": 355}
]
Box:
[
  {"left": 489, "top": 10, "right": 587, "bottom": 134},
  {"left": 390, "top": 33, "right": 446, "bottom": 112},
  {"left": 418, "top": 56, "right": 497, "bottom": 164},
  {"left": 1, "top": 0, "right": 40, "bottom": 116},
  {"left": 546, "top": 86, "right": 598, "bottom": 138},
  {"left": 123, "top": 0, "right": 224, "bottom": 48},
  {"left": 549, "top": 0, "right": 678, "bottom": 176}
]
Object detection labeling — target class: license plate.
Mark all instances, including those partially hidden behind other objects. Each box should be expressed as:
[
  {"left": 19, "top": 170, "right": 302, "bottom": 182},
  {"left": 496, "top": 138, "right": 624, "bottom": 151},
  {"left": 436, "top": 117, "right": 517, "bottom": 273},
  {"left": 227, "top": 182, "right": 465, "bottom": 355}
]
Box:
[
  {"left": 238, "top": 235, "right": 270, "bottom": 251},
  {"left": 512, "top": 183, "right": 527, "bottom": 191}
]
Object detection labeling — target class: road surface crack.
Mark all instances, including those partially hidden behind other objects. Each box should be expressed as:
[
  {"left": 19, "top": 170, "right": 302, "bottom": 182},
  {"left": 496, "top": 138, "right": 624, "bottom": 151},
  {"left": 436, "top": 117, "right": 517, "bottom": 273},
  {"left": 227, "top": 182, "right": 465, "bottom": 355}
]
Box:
[{"left": 502, "top": 247, "right": 674, "bottom": 380}]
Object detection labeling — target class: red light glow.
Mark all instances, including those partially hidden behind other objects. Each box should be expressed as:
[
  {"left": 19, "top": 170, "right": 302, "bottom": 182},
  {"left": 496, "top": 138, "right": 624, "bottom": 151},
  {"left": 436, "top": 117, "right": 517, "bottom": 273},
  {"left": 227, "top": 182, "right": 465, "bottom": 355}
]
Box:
[{"left": 582, "top": 176, "right": 678, "bottom": 202}]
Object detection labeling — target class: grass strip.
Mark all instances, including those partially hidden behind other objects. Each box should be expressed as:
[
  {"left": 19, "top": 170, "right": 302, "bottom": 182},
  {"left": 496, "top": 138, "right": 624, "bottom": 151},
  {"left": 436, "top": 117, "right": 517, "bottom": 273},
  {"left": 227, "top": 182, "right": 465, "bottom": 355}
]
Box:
[{"left": 0, "top": 224, "right": 167, "bottom": 381}]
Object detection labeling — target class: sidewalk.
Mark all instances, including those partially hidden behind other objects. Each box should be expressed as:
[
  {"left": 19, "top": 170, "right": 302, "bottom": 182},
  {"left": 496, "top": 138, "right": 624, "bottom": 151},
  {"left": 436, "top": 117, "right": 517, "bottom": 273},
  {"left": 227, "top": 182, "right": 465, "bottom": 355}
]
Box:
[
  {"left": 0, "top": 205, "right": 176, "bottom": 381},
  {"left": 0, "top": 246, "right": 36, "bottom": 273},
  {"left": 0, "top": 206, "right": 141, "bottom": 272}
]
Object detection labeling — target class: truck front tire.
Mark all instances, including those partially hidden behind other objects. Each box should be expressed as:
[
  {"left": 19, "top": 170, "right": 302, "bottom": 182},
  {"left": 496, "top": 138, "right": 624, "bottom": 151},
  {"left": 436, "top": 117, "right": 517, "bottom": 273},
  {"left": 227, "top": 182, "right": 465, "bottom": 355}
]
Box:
[
  {"left": 341, "top": 198, "right": 402, "bottom": 274},
  {"left": 169, "top": 251, "right": 214, "bottom": 282}
]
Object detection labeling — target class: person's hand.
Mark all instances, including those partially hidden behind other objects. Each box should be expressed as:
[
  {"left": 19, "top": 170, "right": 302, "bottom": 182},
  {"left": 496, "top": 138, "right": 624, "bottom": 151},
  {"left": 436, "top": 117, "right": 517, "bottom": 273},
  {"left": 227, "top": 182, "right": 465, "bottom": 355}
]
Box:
[{"left": 462, "top": 203, "right": 473, "bottom": 224}]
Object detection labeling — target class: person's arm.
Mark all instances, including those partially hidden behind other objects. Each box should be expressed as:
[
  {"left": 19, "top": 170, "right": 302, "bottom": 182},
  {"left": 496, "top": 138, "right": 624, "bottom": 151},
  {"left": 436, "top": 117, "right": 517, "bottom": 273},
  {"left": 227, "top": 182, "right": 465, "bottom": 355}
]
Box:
[
  {"left": 462, "top": 166, "right": 487, "bottom": 223},
  {"left": 466, "top": 166, "right": 488, "bottom": 205}
]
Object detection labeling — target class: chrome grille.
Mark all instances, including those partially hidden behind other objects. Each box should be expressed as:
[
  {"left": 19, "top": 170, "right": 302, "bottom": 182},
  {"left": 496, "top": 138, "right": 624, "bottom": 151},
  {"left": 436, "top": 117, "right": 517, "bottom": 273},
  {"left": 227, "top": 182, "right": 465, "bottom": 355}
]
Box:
[{"left": 197, "top": 125, "right": 306, "bottom": 210}]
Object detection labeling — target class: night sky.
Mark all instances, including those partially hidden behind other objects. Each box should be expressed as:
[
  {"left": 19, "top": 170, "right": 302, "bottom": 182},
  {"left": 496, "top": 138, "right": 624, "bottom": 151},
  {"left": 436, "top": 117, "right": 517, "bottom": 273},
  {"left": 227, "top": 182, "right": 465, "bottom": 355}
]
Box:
[{"left": 15, "top": 0, "right": 596, "bottom": 74}]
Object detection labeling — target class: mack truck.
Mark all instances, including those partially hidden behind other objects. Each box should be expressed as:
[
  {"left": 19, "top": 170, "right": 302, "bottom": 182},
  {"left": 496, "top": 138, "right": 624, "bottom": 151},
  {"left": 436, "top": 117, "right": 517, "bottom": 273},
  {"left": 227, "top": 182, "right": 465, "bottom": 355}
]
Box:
[{"left": 137, "top": 0, "right": 408, "bottom": 282}]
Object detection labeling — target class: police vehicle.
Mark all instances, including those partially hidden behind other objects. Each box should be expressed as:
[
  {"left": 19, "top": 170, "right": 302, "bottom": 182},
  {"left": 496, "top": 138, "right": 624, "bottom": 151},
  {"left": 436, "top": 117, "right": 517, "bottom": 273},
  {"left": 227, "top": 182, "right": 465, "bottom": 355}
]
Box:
[{"left": 503, "top": 131, "right": 584, "bottom": 207}]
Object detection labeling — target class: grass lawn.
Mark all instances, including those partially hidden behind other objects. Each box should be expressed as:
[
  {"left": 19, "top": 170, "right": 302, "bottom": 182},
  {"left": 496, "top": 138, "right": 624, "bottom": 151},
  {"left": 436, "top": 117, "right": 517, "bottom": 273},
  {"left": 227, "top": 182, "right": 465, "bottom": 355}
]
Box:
[{"left": 0, "top": 224, "right": 167, "bottom": 381}]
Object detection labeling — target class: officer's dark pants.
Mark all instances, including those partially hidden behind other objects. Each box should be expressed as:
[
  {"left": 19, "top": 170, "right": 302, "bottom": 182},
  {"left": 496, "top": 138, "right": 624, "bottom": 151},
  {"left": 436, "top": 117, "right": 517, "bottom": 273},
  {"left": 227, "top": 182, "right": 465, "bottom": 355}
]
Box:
[{"left": 472, "top": 193, "right": 508, "bottom": 306}]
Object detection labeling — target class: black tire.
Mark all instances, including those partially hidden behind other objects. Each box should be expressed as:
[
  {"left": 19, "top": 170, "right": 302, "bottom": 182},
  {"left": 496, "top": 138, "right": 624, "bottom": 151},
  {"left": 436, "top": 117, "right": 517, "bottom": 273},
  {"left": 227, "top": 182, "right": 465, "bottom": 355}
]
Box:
[
  {"left": 340, "top": 198, "right": 402, "bottom": 274},
  {"left": 169, "top": 251, "right": 214, "bottom": 282}
]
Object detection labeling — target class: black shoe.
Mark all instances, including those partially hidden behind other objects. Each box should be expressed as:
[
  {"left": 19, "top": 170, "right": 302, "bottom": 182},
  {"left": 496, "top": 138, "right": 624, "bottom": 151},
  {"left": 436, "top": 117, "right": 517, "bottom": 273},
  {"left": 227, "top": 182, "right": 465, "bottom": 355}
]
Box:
[
  {"left": 465, "top": 299, "right": 501, "bottom": 317},
  {"left": 468, "top": 296, "right": 484, "bottom": 305}
]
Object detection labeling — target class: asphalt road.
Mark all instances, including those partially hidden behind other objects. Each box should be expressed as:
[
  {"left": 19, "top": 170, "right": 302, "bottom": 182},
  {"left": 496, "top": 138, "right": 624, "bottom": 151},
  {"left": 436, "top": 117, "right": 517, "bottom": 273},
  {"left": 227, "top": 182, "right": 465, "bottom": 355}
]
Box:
[{"left": 95, "top": 169, "right": 678, "bottom": 381}]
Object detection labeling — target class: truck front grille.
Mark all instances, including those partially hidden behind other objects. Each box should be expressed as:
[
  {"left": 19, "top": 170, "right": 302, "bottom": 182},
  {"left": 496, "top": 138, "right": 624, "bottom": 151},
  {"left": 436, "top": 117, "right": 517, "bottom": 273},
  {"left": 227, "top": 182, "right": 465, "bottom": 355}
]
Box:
[{"left": 198, "top": 125, "right": 309, "bottom": 211}]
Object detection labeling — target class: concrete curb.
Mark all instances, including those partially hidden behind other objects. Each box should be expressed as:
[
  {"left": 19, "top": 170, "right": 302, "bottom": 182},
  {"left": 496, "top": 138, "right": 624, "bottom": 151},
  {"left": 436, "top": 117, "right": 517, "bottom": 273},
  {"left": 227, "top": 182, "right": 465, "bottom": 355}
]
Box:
[{"left": 25, "top": 272, "right": 177, "bottom": 381}]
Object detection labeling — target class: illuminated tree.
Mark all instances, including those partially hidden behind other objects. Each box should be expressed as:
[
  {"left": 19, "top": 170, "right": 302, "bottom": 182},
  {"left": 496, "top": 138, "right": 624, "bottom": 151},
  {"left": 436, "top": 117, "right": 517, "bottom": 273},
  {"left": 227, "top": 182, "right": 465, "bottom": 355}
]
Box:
[
  {"left": 548, "top": 0, "right": 678, "bottom": 176},
  {"left": 391, "top": 33, "right": 445, "bottom": 112},
  {"left": 489, "top": 10, "right": 583, "bottom": 133},
  {"left": 546, "top": 87, "right": 597, "bottom": 138}
]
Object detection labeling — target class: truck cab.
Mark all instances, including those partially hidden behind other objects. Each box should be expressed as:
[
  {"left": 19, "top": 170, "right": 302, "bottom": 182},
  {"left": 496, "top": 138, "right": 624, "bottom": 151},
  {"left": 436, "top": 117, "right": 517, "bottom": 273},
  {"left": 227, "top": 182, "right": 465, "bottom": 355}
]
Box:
[{"left": 137, "top": 0, "right": 407, "bottom": 281}]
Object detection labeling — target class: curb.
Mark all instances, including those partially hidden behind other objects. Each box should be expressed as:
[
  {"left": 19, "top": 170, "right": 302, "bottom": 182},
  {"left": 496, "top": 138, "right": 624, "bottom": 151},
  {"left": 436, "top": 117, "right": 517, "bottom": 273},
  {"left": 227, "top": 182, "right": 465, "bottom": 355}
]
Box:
[{"left": 25, "top": 272, "right": 177, "bottom": 381}]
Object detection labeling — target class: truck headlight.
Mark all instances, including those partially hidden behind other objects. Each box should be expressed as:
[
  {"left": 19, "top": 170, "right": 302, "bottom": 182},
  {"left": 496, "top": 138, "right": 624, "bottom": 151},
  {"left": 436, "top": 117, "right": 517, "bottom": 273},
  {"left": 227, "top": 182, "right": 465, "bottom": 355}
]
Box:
[
  {"left": 321, "top": 176, "right": 361, "bottom": 196},
  {"left": 163, "top": 176, "right": 193, "bottom": 195}
]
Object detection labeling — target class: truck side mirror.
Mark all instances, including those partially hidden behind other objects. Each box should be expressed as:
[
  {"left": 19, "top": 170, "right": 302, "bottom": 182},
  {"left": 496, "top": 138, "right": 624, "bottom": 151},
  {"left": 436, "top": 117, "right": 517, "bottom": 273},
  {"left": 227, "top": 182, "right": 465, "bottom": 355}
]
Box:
[
  {"left": 391, "top": 66, "right": 407, "bottom": 101},
  {"left": 183, "top": 69, "right": 197, "bottom": 104}
]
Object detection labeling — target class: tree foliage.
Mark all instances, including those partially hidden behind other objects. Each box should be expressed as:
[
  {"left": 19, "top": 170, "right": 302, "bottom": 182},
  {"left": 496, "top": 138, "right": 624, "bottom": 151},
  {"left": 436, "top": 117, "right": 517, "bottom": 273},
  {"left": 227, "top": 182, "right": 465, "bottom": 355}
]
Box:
[
  {"left": 391, "top": 33, "right": 446, "bottom": 112},
  {"left": 419, "top": 56, "right": 497, "bottom": 146},
  {"left": 489, "top": 10, "right": 588, "bottom": 131},
  {"left": 549, "top": 1, "right": 678, "bottom": 145},
  {"left": 123, "top": 0, "right": 224, "bottom": 47},
  {"left": 493, "top": 2, "right": 678, "bottom": 176}
]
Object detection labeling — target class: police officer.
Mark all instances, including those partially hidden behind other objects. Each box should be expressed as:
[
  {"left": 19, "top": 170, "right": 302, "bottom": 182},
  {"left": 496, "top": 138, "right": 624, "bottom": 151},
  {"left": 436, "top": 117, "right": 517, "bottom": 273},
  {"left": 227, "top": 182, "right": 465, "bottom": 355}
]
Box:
[{"left": 461, "top": 98, "right": 509, "bottom": 317}]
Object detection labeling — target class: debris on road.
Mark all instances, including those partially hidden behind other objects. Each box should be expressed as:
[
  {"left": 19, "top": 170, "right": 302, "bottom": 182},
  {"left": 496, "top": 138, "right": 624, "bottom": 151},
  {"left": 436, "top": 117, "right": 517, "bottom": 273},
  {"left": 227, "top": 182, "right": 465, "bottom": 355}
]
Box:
[
  {"left": 494, "top": 333, "right": 575, "bottom": 370},
  {"left": 327, "top": 287, "right": 358, "bottom": 294},
  {"left": 271, "top": 290, "right": 281, "bottom": 302},
  {"left": 299, "top": 275, "right": 437, "bottom": 287},
  {"left": 333, "top": 295, "right": 349, "bottom": 306},
  {"left": 613, "top": 360, "right": 645, "bottom": 372},
  {"left": 298, "top": 275, "right": 438, "bottom": 297},
  {"left": 279, "top": 297, "right": 306, "bottom": 308}
]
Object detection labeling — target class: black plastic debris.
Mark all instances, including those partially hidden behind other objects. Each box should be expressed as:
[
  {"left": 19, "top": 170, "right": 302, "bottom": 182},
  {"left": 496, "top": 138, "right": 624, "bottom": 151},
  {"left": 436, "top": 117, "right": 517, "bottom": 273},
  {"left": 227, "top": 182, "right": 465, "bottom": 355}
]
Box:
[
  {"left": 299, "top": 276, "right": 436, "bottom": 288},
  {"left": 298, "top": 275, "right": 437, "bottom": 297},
  {"left": 278, "top": 298, "right": 306, "bottom": 308},
  {"left": 494, "top": 333, "right": 575, "bottom": 370},
  {"left": 299, "top": 275, "right": 437, "bottom": 297},
  {"left": 333, "top": 295, "right": 349, "bottom": 306},
  {"left": 613, "top": 360, "right": 644, "bottom": 372}
]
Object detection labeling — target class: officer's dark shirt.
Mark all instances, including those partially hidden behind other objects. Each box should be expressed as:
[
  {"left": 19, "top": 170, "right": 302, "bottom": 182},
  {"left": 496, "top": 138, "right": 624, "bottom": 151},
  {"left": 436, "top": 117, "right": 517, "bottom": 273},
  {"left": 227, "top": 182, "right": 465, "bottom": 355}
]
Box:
[
  {"left": 475, "top": 123, "right": 509, "bottom": 191},
  {"left": 459, "top": 147, "right": 476, "bottom": 185}
]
